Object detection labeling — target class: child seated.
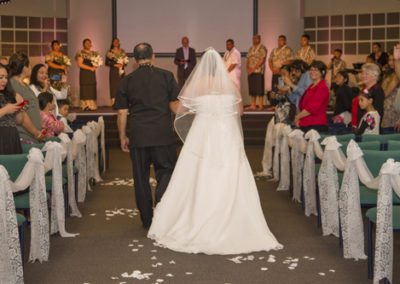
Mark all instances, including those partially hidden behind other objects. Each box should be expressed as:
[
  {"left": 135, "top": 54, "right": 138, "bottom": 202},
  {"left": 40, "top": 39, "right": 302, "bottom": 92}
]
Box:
[
  {"left": 38, "top": 92, "right": 64, "bottom": 137},
  {"left": 355, "top": 90, "right": 380, "bottom": 135},
  {"left": 57, "top": 99, "right": 74, "bottom": 133}
]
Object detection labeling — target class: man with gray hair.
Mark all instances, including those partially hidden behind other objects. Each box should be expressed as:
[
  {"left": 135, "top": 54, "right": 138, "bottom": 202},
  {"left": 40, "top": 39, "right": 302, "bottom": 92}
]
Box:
[
  {"left": 174, "top": 36, "right": 196, "bottom": 88},
  {"left": 115, "top": 42, "right": 179, "bottom": 228}
]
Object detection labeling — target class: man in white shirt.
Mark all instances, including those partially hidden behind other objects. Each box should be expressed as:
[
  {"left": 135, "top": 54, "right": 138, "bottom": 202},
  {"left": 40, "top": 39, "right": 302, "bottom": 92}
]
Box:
[{"left": 223, "top": 39, "right": 241, "bottom": 90}]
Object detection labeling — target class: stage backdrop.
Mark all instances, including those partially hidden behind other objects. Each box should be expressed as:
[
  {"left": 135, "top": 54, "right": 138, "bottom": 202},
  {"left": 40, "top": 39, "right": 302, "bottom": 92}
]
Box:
[{"left": 116, "top": 0, "right": 254, "bottom": 54}]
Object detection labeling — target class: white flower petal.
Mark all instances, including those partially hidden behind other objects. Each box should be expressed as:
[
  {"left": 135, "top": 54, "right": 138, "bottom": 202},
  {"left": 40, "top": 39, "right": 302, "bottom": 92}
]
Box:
[
  {"left": 329, "top": 269, "right": 335, "bottom": 273},
  {"left": 318, "top": 272, "right": 326, "bottom": 276},
  {"left": 260, "top": 267, "right": 268, "bottom": 271}
]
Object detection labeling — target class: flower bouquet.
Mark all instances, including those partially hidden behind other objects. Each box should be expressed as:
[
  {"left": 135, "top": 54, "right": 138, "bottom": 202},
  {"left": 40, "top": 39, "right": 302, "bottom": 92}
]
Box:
[
  {"left": 115, "top": 54, "right": 129, "bottom": 76},
  {"left": 60, "top": 55, "right": 71, "bottom": 66},
  {"left": 91, "top": 51, "right": 104, "bottom": 67}
]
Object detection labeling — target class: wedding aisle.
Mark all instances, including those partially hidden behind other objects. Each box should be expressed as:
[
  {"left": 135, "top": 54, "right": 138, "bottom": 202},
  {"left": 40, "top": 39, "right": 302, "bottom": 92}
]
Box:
[{"left": 23, "top": 147, "right": 399, "bottom": 284}]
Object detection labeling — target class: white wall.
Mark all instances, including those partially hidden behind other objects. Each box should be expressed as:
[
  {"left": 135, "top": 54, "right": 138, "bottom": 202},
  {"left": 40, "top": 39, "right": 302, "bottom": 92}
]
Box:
[
  {"left": 258, "top": 0, "right": 304, "bottom": 92},
  {"left": 0, "top": 0, "right": 66, "bottom": 17}
]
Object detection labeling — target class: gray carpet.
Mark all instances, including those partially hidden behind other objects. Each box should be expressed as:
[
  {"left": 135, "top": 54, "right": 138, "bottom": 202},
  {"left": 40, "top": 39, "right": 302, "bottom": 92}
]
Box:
[{"left": 23, "top": 146, "right": 399, "bottom": 284}]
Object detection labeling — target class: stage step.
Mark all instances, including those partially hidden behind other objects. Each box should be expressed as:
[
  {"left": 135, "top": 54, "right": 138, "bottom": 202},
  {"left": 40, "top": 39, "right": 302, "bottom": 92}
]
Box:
[{"left": 72, "top": 110, "right": 272, "bottom": 148}]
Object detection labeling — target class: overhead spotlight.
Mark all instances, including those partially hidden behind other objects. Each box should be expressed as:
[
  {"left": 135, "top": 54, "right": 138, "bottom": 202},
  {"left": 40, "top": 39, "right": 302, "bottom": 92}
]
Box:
[{"left": 0, "top": 0, "right": 11, "bottom": 4}]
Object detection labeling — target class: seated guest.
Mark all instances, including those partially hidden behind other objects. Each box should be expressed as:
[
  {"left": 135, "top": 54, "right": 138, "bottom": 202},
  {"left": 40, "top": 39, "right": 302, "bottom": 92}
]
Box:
[
  {"left": 9, "top": 52, "right": 43, "bottom": 143},
  {"left": 294, "top": 60, "right": 329, "bottom": 133},
  {"left": 381, "top": 54, "right": 400, "bottom": 133},
  {"left": 29, "top": 63, "right": 59, "bottom": 115},
  {"left": 38, "top": 92, "right": 64, "bottom": 137},
  {"left": 369, "top": 42, "right": 389, "bottom": 68},
  {"left": 355, "top": 89, "right": 380, "bottom": 135},
  {"left": 0, "top": 63, "right": 24, "bottom": 154},
  {"left": 352, "top": 63, "right": 384, "bottom": 131},
  {"left": 57, "top": 99, "right": 74, "bottom": 133},
  {"left": 282, "top": 60, "right": 312, "bottom": 108}
]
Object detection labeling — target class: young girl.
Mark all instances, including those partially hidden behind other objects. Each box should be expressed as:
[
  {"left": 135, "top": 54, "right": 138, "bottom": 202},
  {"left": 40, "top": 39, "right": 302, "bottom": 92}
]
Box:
[
  {"left": 38, "top": 91, "right": 64, "bottom": 137},
  {"left": 355, "top": 90, "right": 380, "bottom": 135}
]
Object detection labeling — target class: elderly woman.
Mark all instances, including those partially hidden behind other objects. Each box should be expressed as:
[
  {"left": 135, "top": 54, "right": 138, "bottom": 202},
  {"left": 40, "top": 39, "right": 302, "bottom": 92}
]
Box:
[
  {"left": 351, "top": 63, "right": 384, "bottom": 131},
  {"left": 294, "top": 60, "right": 329, "bottom": 133},
  {"left": 9, "top": 52, "right": 43, "bottom": 143}
]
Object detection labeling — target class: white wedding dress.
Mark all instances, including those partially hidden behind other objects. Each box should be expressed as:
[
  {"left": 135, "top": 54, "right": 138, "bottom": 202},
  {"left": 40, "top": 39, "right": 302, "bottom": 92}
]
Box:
[{"left": 148, "top": 94, "right": 283, "bottom": 255}]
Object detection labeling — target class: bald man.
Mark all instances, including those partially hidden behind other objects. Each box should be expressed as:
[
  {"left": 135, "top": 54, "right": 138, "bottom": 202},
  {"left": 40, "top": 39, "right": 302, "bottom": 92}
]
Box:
[{"left": 174, "top": 36, "right": 196, "bottom": 88}]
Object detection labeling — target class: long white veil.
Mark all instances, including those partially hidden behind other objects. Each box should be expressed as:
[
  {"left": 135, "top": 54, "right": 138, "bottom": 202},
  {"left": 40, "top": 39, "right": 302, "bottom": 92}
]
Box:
[{"left": 174, "top": 47, "right": 242, "bottom": 142}]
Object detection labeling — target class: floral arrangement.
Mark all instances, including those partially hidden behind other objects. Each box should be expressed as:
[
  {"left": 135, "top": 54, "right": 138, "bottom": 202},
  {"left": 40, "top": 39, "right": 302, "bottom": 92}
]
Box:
[
  {"left": 58, "top": 55, "right": 71, "bottom": 66},
  {"left": 112, "top": 53, "right": 129, "bottom": 75},
  {"left": 91, "top": 51, "right": 104, "bottom": 67}
]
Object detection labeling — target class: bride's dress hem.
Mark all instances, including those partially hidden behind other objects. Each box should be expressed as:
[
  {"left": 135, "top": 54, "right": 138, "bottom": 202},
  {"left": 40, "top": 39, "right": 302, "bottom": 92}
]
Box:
[{"left": 148, "top": 234, "right": 283, "bottom": 255}]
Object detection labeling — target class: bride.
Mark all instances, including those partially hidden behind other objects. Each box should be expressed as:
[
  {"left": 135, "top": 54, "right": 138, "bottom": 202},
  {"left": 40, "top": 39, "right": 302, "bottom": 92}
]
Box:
[{"left": 148, "top": 48, "right": 283, "bottom": 255}]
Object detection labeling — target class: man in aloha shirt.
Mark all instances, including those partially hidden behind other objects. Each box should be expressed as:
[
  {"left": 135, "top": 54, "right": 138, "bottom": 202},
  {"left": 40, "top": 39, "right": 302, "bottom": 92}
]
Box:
[
  {"left": 269, "top": 35, "right": 293, "bottom": 92},
  {"left": 246, "top": 34, "right": 267, "bottom": 110}
]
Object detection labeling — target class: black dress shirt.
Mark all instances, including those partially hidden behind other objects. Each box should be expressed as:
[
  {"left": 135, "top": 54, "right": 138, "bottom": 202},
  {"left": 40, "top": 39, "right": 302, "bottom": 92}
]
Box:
[{"left": 115, "top": 65, "right": 179, "bottom": 147}]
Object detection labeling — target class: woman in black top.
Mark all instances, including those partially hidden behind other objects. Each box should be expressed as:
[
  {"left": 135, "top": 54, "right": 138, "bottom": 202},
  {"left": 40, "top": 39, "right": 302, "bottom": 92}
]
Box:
[
  {"left": 333, "top": 71, "right": 355, "bottom": 116},
  {"left": 0, "top": 63, "right": 23, "bottom": 154},
  {"left": 106, "top": 38, "right": 128, "bottom": 106}
]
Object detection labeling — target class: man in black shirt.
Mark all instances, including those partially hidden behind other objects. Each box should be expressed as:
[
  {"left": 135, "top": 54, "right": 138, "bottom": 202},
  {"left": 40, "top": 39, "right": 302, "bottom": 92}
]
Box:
[{"left": 115, "top": 42, "right": 180, "bottom": 228}]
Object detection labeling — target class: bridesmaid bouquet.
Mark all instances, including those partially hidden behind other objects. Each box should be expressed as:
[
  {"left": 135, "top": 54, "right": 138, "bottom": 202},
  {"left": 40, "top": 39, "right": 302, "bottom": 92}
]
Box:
[
  {"left": 115, "top": 54, "right": 129, "bottom": 76},
  {"left": 91, "top": 51, "right": 104, "bottom": 67},
  {"left": 59, "top": 55, "right": 71, "bottom": 66}
]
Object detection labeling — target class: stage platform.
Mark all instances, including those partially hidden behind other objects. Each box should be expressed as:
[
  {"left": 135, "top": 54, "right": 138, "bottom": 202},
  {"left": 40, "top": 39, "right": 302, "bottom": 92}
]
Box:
[{"left": 72, "top": 106, "right": 274, "bottom": 147}]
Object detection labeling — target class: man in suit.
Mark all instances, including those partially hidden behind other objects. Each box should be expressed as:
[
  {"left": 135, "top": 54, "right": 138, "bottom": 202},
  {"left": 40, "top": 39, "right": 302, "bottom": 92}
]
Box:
[
  {"left": 115, "top": 42, "right": 180, "bottom": 228},
  {"left": 174, "top": 36, "right": 196, "bottom": 88}
]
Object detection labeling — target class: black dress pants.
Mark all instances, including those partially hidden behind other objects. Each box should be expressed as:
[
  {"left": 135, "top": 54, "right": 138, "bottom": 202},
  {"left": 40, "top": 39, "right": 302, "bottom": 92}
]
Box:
[{"left": 130, "top": 144, "right": 177, "bottom": 228}]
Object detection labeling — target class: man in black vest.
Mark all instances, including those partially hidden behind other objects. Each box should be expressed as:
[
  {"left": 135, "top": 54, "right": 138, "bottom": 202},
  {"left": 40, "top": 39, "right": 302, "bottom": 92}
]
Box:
[
  {"left": 115, "top": 43, "right": 179, "bottom": 228},
  {"left": 174, "top": 36, "right": 196, "bottom": 88}
]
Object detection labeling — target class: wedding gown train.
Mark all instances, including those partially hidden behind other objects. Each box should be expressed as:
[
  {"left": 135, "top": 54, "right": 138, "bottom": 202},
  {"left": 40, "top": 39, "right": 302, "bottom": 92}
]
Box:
[{"left": 148, "top": 94, "right": 283, "bottom": 255}]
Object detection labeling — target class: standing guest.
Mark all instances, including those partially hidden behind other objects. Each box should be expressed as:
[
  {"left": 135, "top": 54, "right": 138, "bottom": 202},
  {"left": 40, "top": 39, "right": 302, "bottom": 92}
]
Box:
[
  {"left": 106, "top": 38, "right": 128, "bottom": 106},
  {"left": 0, "top": 63, "right": 24, "bottom": 154},
  {"left": 381, "top": 54, "right": 400, "bottom": 132},
  {"left": 327, "top": 48, "right": 346, "bottom": 90},
  {"left": 352, "top": 63, "right": 384, "bottom": 131},
  {"left": 174, "top": 36, "right": 196, "bottom": 88},
  {"left": 38, "top": 91, "right": 64, "bottom": 137},
  {"left": 295, "top": 60, "right": 329, "bottom": 133},
  {"left": 268, "top": 35, "right": 293, "bottom": 93},
  {"left": 332, "top": 71, "right": 355, "bottom": 121},
  {"left": 0, "top": 56, "right": 8, "bottom": 66},
  {"left": 115, "top": 43, "right": 179, "bottom": 229},
  {"left": 45, "top": 40, "right": 70, "bottom": 83},
  {"left": 355, "top": 90, "right": 380, "bottom": 135},
  {"left": 369, "top": 42, "right": 389, "bottom": 68},
  {"left": 393, "top": 44, "right": 400, "bottom": 132},
  {"left": 295, "top": 34, "right": 315, "bottom": 65},
  {"left": 9, "top": 52, "right": 43, "bottom": 143},
  {"left": 76, "top": 38, "right": 98, "bottom": 111},
  {"left": 223, "top": 39, "right": 241, "bottom": 90},
  {"left": 281, "top": 60, "right": 311, "bottom": 108},
  {"left": 246, "top": 34, "right": 268, "bottom": 110}
]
